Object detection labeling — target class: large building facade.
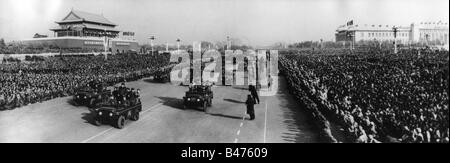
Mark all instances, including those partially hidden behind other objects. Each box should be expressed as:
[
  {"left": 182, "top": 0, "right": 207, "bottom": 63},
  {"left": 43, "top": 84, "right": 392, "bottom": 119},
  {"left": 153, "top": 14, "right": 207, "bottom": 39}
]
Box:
[
  {"left": 21, "top": 10, "right": 138, "bottom": 53},
  {"left": 335, "top": 21, "right": 449, "bottom": 47}
]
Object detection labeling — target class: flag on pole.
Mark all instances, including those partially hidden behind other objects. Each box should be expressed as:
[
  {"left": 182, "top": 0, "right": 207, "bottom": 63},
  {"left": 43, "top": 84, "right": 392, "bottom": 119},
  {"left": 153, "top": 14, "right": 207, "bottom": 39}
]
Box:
[{"left": 104, "top": 31, "right": 108, "bottom": 60}]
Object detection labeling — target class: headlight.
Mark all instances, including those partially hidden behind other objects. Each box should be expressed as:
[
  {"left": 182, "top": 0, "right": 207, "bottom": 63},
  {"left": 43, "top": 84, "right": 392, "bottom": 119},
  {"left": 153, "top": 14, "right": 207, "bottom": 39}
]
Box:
[
  {"left": 109, "top": 113, "right": 113, "bottom": 117},
  {"left": 197, "top": 99, "right": 200, "bottom": 102},
  {"left": 187, "top": 98, "right": 191, "bottom": 101},
  {"left": 84, "top": 96, "right": 87, "bottom": 99},
  {"left": 99, "top": 112, "right": 102, "bottom": 115}
]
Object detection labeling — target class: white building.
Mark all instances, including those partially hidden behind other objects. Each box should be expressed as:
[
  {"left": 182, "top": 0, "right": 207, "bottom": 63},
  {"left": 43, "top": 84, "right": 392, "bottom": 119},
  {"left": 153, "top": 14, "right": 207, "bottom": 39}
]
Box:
[{"left": 336, "top": 21, "right": 449, "bottom": 46}]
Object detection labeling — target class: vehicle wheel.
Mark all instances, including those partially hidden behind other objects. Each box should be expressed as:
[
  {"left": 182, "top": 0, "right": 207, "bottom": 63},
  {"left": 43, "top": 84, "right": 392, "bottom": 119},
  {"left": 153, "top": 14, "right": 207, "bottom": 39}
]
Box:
[
  {"left": 94, "top": 118, "right": 102, "bottom": 126},
  {"left": 131, "top": 111, "right": 139, "bottom": 121},
  {"left": 116, "top": 115, "right": 126, "bottom": 129},
  {"left": 89, "top": 98, "right": 96, "bottom": 108}
]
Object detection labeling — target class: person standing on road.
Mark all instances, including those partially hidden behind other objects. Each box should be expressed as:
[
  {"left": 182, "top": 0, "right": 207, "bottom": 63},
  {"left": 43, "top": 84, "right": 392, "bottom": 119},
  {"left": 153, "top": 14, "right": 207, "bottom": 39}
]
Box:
[
  {"left": 249, "top": 85, "right": 260, "bottom": 104},
  {"left": 246, "top": 94, "right": 255, "bottom": 120},
  {"left": 268, "top": 75, "right": 273, "bottom": 91}
]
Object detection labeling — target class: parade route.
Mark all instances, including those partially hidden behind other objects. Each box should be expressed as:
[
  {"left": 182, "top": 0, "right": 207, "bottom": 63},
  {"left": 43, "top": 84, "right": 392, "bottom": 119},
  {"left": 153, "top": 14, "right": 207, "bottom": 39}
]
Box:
[{"left": 0, "top": 77, "right": 320, "bottom": 143}]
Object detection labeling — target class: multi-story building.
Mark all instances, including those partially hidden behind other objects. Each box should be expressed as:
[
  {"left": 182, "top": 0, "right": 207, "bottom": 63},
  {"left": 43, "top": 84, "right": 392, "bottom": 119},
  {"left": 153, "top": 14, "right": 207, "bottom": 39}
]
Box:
[
  {"left": 335, "top": 21, "right": 449, "bottom": 46},
  {"left": 21, "top": 9, "right": 139, "bottom": 53}
]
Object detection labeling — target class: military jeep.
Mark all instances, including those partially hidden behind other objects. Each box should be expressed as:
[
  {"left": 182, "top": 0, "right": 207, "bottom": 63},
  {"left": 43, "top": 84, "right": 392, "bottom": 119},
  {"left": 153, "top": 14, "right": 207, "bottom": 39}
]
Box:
[
  {"left": 153, "top": 72, "right": 170, "bottom": 83},
  {"left": 183, "top": 84, "right": 213, "bottom": 111},
  {"left": 153, "top": 65, "right": 174, "bottom": 83},
  {"left": 92, "top": 87, "right": 142, "bottom": 129},
  {"left": 73, "top": 82, "right": 111, "bottom": 108}
]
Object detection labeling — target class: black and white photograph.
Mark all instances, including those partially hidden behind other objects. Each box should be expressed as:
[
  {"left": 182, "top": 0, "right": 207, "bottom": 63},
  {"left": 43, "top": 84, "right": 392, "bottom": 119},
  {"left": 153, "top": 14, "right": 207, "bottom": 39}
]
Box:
[{"left": 0, "top": 0, "right": 448, "bottom": 148}]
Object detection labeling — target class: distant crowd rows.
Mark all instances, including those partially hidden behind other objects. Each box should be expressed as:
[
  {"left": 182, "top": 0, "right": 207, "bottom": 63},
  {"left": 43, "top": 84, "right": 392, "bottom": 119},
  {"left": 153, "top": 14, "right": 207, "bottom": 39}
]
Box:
[
  {"left": 0, "top": 53, "right": 170, "bottom": 110},
  {"left": 279, "top": 48, "right": 449, "bottom": 143}
]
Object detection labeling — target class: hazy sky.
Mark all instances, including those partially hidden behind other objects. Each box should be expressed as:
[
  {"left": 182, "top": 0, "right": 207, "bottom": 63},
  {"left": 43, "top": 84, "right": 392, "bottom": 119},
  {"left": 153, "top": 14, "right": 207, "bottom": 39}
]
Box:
[{"left": 0, "top": 0, "right": 448, "bottom": 46}]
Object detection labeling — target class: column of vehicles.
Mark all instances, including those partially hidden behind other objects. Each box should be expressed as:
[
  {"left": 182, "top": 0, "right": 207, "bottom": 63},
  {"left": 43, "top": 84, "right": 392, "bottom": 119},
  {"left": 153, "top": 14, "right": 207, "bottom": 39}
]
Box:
[
  {"left": 73, "top": 71, "right": 216, "bottom": 129},
  {"left": 73, "top": 81, "right": 142, "bottom": 129}
]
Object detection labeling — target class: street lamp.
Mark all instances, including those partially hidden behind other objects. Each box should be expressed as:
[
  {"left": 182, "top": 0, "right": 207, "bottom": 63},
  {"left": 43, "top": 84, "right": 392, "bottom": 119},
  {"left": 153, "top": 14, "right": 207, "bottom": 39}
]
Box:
[
  {"left": 227, "top": 36, "right": 231, "bottom": 50},
  {"left": 320, "top": 39, "right": 323, "bottom": 49},
  {"left": 347, "top": 32, "right": 354, "bottom": 51},
  {"left": 176, "top": 38, "right": 181, "bottom": 51},
  {"left": 103, "top": 28, "right": 108, "bottom": 60},
  {"left": 166, "top": 42, "right": 169, "bottom": 52},
  {"left": 393, "top": 26, "right": 398, "bottom": 54},
  {"left": 149, "top": 36, "right": 155, "bottom": 54}
]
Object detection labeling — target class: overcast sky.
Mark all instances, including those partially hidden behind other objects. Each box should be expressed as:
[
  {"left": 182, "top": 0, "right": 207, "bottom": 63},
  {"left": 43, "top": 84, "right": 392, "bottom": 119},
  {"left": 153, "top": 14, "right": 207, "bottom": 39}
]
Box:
[{"left": 0, "top": 0, "right": 448, "bottom": 46}]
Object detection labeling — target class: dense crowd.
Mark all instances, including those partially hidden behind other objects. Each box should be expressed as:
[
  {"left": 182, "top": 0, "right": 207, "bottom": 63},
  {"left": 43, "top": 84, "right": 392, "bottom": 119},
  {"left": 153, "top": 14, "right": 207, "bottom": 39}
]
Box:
[
  {"left": 279, "top": 48, "right": 449, "bottom": 143},
  {"left": 0, "top": 53, "right": 170, "bottom": 110},
  {"left": 0, "top": 43, "right": 103, "bottom": 54}
]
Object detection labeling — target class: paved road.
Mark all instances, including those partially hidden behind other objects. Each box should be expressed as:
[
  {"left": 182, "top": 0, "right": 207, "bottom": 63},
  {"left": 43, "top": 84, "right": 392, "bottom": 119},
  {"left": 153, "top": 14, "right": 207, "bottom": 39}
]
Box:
[{"left": 0, "top": 77, "right": 320, "bottom": 143}]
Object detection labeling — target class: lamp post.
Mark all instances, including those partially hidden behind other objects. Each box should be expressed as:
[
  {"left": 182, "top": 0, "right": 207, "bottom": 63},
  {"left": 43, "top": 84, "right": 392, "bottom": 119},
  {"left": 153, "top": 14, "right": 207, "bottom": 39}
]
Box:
[
  {"left": 393, "top": 26, "right": 398, "bottom": 54},
  {"left": 320, "top": 38, "right": 323, "bottom": 49},
  {"left": 149, "top": 36, "right": 155, "bottom": 55},
  {"left": 166, "top": 42, "right": 169, "bottom": 52},
  {"left": 176, "top": 38, "right": 181, "bottom": 51},
  {"left": 103, "top": 28, "right": 108, "bottom": 60},
  {"left": 347, "top": 32, "right": 354, "bottom": 51},
  {"left": 227, "top": 36, "right": 231, "bottom": 50}
]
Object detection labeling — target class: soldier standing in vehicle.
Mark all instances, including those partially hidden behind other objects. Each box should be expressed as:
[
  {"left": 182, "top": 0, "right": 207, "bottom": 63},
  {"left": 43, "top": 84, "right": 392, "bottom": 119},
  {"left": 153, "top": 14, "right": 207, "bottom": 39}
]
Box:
[
  {"left": 246, "top": 94, "right": 255, "bottom": 120},
  {"left": 118, "top": 83, "right": 127, "bottom": 95}
]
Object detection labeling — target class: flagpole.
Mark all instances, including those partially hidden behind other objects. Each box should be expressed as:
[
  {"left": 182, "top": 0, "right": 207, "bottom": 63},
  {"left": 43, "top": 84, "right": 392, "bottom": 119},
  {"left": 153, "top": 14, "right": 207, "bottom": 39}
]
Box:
[{"left": 104, "top": 28, "right": 108, "bottom": 60}]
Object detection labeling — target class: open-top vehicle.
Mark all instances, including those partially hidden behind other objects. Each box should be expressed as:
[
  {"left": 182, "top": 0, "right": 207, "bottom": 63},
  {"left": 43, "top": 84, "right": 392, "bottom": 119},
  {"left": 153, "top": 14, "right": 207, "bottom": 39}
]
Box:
[
  {"left": 153, "top": 65, "right": 173, "bottom": 83},
  {"left": 92, "top": 87, "right": 142, "bottom": 129},
  {"left": 153, "top": 71, "right": 170, "bottom": 83},
  {"left": 73, "top": 82, "right": 111, "bottom": 108},
  {"left": 183, "top": 84, "right": 213, "bottom": 111}
]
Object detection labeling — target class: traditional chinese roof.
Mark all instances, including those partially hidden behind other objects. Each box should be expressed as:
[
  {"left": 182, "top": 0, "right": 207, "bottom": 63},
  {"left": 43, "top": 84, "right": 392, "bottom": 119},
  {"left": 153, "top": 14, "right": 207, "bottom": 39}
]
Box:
[{"left": 56, "top": 9, "right": 116, "bottom": 26}]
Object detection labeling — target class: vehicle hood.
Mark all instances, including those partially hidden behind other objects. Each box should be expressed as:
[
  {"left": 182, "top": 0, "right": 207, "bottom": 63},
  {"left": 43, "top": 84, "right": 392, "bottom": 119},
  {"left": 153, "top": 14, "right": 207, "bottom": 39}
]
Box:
[{"left": 97, "top": 106, "right": 117, "bottom": 111}]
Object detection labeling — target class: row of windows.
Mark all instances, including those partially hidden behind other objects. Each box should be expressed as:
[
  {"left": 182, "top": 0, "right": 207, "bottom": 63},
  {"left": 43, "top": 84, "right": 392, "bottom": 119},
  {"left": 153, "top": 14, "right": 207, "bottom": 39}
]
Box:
[
  {"left": 419, "top": 32, "right": 449, "bottom": 40},
  {"left": 362, "top": 32, "right": 409, "bottom": 38},
  {"left": 84, "top": 41, "right": 104, "bottom": 45},
  {"left": 56, "top": 30, "right": 118, "bottom": 38}
]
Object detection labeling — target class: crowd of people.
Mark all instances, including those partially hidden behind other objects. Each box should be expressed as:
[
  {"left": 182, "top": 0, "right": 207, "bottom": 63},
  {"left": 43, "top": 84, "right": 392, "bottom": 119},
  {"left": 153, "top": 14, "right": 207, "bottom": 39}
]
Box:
[
  {"left": 0, "top": 53, "right": 170, "bottom": 110},
  {"left": 0, "top": 43, "right": 103, "bottom": 54},
  {"left": 279, "top": 48, "right": 449, "bottom": 143}
]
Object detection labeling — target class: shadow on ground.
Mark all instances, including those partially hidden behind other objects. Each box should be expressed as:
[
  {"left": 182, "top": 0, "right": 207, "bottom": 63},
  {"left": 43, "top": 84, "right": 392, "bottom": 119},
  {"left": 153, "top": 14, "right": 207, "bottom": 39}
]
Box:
[
  {"left": 232, "top": 86, "right": 249, "bottom": 91},
  {"left": 208, "top": 113, "right": 245, "bottom": 120},
  {"left": 223, "top": 98, "right": 246, "bottom": 104},
  {"left": 67, "top": 98, "right": 80, "bottom": 107},
  {"left": 275, "top": 77, "right": 322, "bottom": 143},
  {"left": 81, "top": 109, "right": 100, "bottom": 126},
  {"left": 143, "top": 78, "right": 168, "bottom": 84},
  {"left": 154, "top": 96, "right": 185, "bottom": 110}
]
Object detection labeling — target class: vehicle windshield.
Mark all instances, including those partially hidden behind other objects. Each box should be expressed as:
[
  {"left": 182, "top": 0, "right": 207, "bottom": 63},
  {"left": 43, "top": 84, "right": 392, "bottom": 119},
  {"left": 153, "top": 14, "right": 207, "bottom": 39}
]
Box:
[
  {"left": 189, "top": 85, "right": 209, "bottom": 93},
  {"left": 78, "top": 86, "right": 94, "bottom": 93}
]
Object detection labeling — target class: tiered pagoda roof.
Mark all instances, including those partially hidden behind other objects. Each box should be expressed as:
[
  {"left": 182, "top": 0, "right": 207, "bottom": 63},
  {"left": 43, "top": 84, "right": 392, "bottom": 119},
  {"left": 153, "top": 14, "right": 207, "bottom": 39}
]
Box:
[{"left": 56, "top": 9, "right": 116, "bottom": 26}]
